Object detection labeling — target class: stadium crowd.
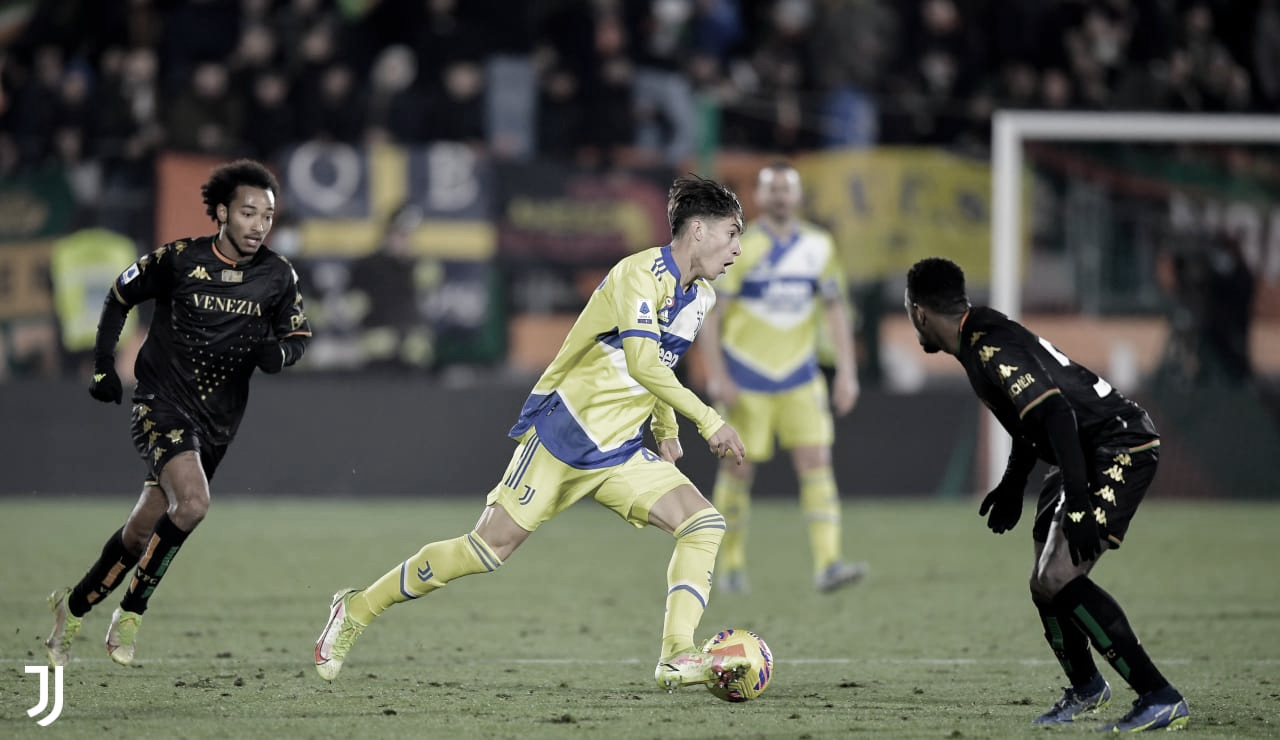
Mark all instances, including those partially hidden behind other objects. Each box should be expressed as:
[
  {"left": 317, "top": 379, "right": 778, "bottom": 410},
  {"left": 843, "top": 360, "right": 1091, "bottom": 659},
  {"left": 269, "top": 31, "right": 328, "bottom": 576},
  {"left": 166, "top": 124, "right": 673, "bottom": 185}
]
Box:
[{"left": 2, "top": 0, "right": 1276, "bottom": 178}]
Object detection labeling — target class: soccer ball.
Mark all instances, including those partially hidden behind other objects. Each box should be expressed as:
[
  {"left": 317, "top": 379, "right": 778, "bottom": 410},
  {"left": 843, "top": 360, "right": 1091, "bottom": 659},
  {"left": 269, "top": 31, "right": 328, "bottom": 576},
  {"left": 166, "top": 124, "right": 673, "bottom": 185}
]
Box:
[{"left": 701, "top": 628, "right": 774, "bottom": 702}]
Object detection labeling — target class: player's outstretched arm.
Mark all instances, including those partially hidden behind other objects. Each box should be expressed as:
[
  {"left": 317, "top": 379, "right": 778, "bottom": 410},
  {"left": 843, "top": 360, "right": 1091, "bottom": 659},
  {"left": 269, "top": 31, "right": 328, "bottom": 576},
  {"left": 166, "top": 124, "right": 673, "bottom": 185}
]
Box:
[{"left": 621, "top": 334, "right": 723, "bottom": 439}]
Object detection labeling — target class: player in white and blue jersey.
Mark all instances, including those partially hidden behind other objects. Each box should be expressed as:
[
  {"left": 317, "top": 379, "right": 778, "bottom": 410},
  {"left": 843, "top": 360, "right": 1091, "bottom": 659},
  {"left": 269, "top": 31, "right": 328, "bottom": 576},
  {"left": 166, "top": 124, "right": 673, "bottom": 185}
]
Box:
[
  {"left": 699, "top": 163, "right": 867, "bottom": 594},
  {"left": 315, "top": 174, "right": 756, "bottom": 695}
]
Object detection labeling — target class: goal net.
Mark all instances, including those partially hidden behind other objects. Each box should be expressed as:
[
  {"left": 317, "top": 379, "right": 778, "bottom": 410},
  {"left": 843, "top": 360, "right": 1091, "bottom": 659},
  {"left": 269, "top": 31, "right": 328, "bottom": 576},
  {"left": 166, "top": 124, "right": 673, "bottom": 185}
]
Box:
[{"left": 985, "top": 112, "right": 1280, "bottom": 490}]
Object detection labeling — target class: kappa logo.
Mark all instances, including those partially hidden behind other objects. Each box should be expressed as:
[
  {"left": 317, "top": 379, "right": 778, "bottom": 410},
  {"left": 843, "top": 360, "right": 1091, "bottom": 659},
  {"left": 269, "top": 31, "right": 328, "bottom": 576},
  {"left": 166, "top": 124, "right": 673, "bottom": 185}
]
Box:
[
  {"left": 970, "top": 331, "right": 986, "bottom": 346},
  {"left": 978, "top": 345, "right": 1000, "bottom": 363},
  {"left": 188, "top": 266, "right": 212, "bottom": 280},
  {"left": 997, "top": 363, "right": 1019, "bottom": 379}
]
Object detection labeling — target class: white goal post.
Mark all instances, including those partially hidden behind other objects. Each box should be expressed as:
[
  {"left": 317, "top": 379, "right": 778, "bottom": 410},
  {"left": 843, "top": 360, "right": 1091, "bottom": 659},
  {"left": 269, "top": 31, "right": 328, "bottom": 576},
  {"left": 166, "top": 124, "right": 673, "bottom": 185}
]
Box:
[{"left": 986, "top": 111, "right": 1280, "bottom": 491}]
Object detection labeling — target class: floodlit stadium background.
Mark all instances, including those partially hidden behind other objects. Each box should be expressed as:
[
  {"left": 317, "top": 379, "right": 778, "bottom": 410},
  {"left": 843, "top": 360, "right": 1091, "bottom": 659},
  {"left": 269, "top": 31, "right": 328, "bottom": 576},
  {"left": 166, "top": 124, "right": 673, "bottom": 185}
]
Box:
[{"left": 2, "top": 0, "right": 1278, "bottom": 498}]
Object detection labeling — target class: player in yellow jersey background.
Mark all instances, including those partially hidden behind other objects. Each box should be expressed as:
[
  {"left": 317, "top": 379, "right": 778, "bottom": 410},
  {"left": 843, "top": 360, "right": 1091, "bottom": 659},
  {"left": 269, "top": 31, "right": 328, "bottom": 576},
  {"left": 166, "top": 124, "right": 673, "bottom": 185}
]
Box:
[{"left": 699, "top": 162, "right": 868, "bottom": 594}]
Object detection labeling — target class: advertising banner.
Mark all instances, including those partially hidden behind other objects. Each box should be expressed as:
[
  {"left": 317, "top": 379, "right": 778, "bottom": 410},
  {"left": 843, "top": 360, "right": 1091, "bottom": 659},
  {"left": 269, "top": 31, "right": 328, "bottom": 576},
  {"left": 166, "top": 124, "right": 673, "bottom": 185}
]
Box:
[
  {"left": 493, "top": 162, "right": 674, "bottom": 266},
  {"left": 798, "top": 148, "right": 1000, "bottom": 282}
]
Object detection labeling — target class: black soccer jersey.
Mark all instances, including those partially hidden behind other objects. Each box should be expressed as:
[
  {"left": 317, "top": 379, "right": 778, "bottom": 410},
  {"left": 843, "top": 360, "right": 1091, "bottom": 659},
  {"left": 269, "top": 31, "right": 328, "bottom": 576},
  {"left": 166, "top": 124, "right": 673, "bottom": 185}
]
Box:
[
  {"left": 956, "top": 306, "right": 1157, "bottom": 466},
  {"left": 110, "top": 235, "right": 311, "bottom": 444}
]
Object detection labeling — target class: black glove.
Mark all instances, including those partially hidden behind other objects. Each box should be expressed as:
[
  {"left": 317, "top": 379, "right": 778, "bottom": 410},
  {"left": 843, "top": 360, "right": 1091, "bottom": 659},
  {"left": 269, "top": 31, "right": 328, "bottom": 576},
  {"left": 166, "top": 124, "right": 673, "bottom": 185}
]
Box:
[
  {"left": 255, "top": 338, "right": 286, "bottom": 374},
  {"left": 977, "top": 477, "right": 1025, "bottom": 534},
  {"left": 88, "top": 360, "right": 123, "bottom": 404},
  {"left": 1061, "top": 499, "right": 1103, "bottom": 566}
]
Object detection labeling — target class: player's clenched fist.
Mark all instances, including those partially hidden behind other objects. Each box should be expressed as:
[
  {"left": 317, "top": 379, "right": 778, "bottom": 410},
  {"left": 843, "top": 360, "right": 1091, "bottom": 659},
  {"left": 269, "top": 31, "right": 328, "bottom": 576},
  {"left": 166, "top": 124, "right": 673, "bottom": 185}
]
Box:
[{"left": 89, "top": 360, "right": 123, "bottom": 404}]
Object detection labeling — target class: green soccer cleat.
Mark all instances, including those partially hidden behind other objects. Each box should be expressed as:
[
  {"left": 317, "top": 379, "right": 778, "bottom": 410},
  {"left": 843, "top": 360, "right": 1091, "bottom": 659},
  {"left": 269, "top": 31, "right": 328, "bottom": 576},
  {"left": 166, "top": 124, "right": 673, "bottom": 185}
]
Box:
[
  {"left": 314, "top": 588, "right": 367, "bottom": 681},
  {"left": 106, "top": 607, "right": 142, "bottom": 666},
  {"left": 815, "top": 560, "right": 868, "bottom": 593},
  {"left": 655, "top": 647, "right": 751, "bottom": 693},
  {"left": 44, "top": 588, "right": 83, "bottom": 667},
  {"left": 1032, "top": 674, "right": 1112, "bottom": 724},
  {"left": 1101, "top": 690, "right": 1189, "bottom": 733}
]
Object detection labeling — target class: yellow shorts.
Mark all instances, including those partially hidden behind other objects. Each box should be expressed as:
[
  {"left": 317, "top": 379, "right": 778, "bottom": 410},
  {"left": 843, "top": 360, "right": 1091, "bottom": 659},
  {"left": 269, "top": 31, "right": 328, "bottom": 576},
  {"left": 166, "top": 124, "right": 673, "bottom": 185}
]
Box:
[
  {"left": 485, "top": 430, "right": 693, "bottom": 532},
  {"left": 724, "top": 376, "right": 834, "bottom": 462}
]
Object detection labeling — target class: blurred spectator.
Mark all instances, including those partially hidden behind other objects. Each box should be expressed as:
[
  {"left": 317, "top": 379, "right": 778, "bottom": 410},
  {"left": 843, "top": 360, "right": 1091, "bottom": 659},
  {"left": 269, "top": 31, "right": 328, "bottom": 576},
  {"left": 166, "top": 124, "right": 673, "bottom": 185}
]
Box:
[
  {"left": 1177, "top": 1, "right": 1253, "bottom": 111},
  {"left": 809, "top": 0, "right": 897, "bottom": 147},
  {"left": 272, "top": 0, "right": 344, "bottom": 79},
  {"left": 882, "top": 0, "right": 982, "bottom": 145},
  {"left": 51, "top": 60, "right": 99, "bottom": 207},
  {"left": 421, "top": 61, "right": 488, "bottom": 148},
  {"left": 1255, "top": 0, "right": 1280, "bottom": 109},
  {"left": 154, "top": 0, "right": 241, "bottom": 94},
  {"left": 1155, "top": 223, "right": 1256, "bottom": 388},
  {"left": 626, "top": 0, "right": 700, "bottom": 165},
  {"left": 348, "top": 204, "right": 436, "bottom": 373},
  {"left": 536, "top": 59, "right": 585, "bottom": 162},
  {"left": 227, "top": 22, "right": 280, "bottom": 93},
  {"left": 297, "top": 63, "right": 365, "bottom": 144},
  {"left": 364, "top": 44, "right": 426, "bottom": 146},
  {"left": 12, "top": 44, "right": 64, "bottom": 170},
  {"left": 244, "top": 70, "right": 298, "bottom": 161},
  {"left": 723, "top": 0, "right": 825, "bottom": 152},
  {"left": 163, "top": 60, "right": 245, "bottom": 156},
  {"left": 1039, "top": 67, "right": 1077, "bottom": 110},
  {"left": 538, "top": 0, "right": 636, "bottom": 167}
]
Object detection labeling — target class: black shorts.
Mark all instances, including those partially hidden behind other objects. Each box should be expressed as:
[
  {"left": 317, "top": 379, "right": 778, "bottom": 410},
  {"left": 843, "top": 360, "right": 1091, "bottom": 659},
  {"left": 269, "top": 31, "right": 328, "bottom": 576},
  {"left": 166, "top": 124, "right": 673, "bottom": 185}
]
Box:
[
  {"left": 1032, "top": 442, "right": 1159, "bottom": 549},
  {"left": 129, "top": 396, "right": 227, "bottom": 485}
]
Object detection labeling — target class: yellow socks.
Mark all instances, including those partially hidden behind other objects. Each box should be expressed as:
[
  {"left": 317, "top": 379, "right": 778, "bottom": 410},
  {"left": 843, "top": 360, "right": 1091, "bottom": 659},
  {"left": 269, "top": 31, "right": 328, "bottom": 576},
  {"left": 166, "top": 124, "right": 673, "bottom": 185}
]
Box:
[
  {"left": 800, "top": 467, "right": 842, "bottom": 575},
  {"left": 348, "top": 531, "right": 502, "bottom": 624},
  {"left": 660, "top": 508, "right": 726, "bottom": 659},
  {"left": 711, "top": 473, "right": 751, "bottom": 572}
]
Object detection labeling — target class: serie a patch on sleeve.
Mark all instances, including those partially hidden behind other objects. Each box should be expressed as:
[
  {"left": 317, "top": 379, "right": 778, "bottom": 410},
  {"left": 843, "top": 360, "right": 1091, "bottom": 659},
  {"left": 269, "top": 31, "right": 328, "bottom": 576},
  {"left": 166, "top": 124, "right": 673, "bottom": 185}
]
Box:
[
  {"left": 119, "top": 264, "right": 140, "bottom": 286},
  {"left": 636, "top": 299, "right": 653, "bottom": 324}
]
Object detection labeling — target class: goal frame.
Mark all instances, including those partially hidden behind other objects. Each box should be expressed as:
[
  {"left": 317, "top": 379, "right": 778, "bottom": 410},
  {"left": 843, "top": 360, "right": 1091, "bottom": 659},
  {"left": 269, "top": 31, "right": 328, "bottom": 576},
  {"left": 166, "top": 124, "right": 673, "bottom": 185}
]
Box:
[{"left": 985, "top": 111, "right": 1280, "bottom": 490}]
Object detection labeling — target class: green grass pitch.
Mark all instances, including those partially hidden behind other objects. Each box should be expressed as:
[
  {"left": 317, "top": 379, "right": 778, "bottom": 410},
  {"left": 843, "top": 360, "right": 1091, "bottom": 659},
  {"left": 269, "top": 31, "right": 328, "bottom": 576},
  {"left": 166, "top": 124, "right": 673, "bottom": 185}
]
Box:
[{"left": 2, "top": 496, "right": 1277, "bottom": 738}]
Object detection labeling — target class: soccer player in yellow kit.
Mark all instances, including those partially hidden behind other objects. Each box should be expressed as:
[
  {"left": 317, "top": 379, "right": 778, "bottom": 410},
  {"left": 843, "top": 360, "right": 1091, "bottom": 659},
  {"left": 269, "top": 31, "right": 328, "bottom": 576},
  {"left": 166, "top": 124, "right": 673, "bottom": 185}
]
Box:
[
  {"left": 700, "top": 163, "right": 867, "bottom": 594},
  {"left": 315, "top": 174, "right": 753, "bottom": 693}
]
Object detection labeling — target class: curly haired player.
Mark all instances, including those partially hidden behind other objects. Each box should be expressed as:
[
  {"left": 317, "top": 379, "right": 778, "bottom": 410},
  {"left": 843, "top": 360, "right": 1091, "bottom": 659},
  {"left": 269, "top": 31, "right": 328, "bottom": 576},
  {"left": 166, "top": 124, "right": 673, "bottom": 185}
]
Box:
[{"left": 44, "top": 159, "right": 310, "bottom": 666}]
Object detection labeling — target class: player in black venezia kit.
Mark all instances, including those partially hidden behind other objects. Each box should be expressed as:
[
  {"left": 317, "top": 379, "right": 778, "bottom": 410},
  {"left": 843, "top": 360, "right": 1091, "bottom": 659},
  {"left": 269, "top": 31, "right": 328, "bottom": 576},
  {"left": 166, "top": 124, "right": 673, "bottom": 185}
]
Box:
[
  {"left": 43, "top": 159, "right": 311, "bottom": 667},
  {"left": 904, "top": 257, "right": 1188, "bottom": 732}
]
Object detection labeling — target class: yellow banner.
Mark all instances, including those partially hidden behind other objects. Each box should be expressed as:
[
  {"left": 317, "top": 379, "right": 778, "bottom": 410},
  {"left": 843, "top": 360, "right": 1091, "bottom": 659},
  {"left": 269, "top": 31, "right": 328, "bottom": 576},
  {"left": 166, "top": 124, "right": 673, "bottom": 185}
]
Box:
[{"left": 798, "top": 148, "right": 1025, "bottom": 283}]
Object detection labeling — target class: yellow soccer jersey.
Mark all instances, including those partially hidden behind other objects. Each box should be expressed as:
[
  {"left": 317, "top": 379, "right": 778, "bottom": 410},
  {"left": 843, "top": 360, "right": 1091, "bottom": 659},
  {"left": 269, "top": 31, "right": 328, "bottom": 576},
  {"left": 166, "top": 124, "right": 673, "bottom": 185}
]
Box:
[
  {"left": 508, "top": 245, "right": 724, "bottom": 469},
  {"left": 715, "top": 221, "right": 845, "bottom": 391}
]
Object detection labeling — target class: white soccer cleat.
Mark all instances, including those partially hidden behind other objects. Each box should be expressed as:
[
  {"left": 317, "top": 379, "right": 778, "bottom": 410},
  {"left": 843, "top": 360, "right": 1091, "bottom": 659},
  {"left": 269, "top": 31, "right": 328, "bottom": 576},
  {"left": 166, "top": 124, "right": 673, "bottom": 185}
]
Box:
[
  {"left": 655, "top": 648, "right": 750, "bottom": 693},
  {"left": 314, "top": 588, "right": 366, "bottom": 681},
  {"left": 106, "top": 607, "right": 142, "bottom": 666},
  {"left": 45, "top": 588, "right": 82, "bottom": 667}
]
